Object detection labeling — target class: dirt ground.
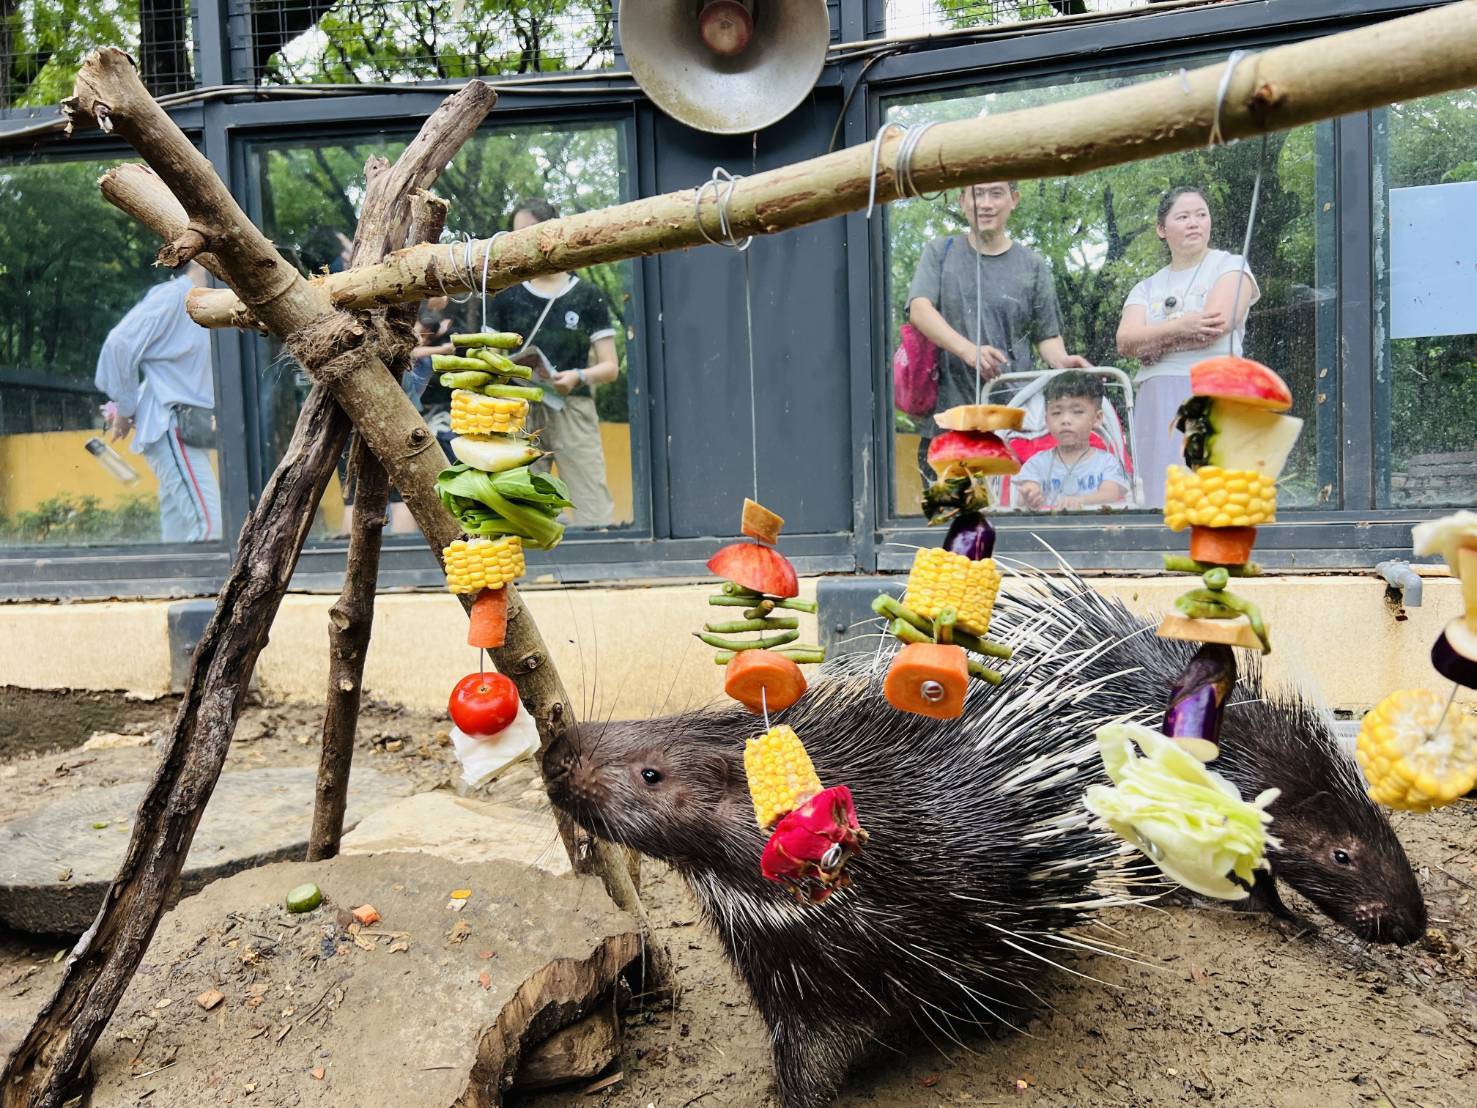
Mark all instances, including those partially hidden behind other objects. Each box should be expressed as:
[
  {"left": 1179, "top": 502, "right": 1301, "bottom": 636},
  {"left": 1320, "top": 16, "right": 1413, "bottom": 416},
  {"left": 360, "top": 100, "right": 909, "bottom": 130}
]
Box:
[{"left": 1, "top": 689, "right": 1474, "bottom": 1107}]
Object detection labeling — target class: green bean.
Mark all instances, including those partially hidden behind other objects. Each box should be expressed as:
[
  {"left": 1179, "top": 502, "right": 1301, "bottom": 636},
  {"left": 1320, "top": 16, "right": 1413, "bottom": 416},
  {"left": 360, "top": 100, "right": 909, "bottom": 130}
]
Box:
[
  {"left": 481, "top": 383, "right": 544, "bottom": 402},
  {"left": 934, "top": 605, "right": 957, "bottom": 644},
  {"left": 703, "top": 617, "right": 799, "bottom": 634},
  {"left": 438, "top": 370, "right": 492, "bottom": 390},
  {"left": 695, "top": 629, "right": 799, "bottom": 651},
  {"left": 471, "top": 349, "right": 532, "bottom": 378},
  {"left": 1202, "top": 567, "right": 1230, "bottom": 591},
  {"left": 743, "top": 600, "right": 776, "bottom": 620},
  {"left": 775, "top": 597, "right": 818, "bottom": 613},
  {"left": 432, "top": 355, "right": 492, "bottom": 373},
  {"left": 1162, "top": 554, "right": 1262, "bottom": 577},
  {"left": 452, "top": 331, "right": 523, "bottom": 349},
  {"left": 967, "top": 659, "right": 1004, "bottom": 685}
]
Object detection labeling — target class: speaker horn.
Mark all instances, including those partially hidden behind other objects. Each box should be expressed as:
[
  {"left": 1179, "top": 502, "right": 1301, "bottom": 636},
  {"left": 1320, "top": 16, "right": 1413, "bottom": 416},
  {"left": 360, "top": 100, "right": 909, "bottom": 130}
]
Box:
[{"left": 620, "top": 0, "right": 831, "bottom": 135}]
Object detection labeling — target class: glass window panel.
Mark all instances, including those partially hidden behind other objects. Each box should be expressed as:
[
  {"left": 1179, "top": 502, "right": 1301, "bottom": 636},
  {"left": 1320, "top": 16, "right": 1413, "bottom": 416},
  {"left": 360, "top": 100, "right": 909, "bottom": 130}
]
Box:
[
  {"left": 0, "top": 156, "right": 224, "bottom": 548},
  {"left": 882, "top": 63, "right": 1335, "bottom": 523},
  {"left": 249, "top": 119, "right": 638, "bottom": 541},
  {"left": 1374, "top": 90, "right": 1477, "bottom": 509}
]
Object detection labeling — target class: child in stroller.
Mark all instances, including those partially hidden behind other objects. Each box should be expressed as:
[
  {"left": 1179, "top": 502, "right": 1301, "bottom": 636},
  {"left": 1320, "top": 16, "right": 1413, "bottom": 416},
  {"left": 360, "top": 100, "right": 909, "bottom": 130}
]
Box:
[{"left": 988, "top": 367, "right": 1139, "bottom": 509}]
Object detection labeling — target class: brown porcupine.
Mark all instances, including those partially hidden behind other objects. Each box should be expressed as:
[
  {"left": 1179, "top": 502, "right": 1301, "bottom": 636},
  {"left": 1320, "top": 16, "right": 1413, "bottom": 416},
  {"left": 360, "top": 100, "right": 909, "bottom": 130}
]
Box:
[{"left": 542, "top": 568, "right": 1425, "bottom": 1107}]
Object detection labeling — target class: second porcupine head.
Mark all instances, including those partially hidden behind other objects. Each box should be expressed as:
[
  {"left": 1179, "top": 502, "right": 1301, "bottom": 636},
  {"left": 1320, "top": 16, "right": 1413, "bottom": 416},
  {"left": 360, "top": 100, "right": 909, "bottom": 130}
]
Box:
[{"left": 993, "top": 571, "right": 1428, "bottom": 946}]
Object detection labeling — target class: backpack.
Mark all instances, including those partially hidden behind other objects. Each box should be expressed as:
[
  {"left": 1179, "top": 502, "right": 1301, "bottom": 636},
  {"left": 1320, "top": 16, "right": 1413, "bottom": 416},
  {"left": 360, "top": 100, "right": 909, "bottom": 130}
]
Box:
[{"left": 892, "top": 237, "right": 954, "bottom": 418}]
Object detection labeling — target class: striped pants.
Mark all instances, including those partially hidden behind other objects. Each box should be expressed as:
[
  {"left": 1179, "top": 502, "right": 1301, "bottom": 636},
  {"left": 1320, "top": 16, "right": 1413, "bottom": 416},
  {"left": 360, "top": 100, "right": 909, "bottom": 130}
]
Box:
[{"left": 138, "top": 424, "right": 222, "bottom": 543}]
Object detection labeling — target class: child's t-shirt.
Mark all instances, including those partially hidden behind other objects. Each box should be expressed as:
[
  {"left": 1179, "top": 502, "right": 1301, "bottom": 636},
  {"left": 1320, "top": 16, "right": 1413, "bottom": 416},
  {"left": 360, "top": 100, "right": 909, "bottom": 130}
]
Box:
[{"left": 1016, "top": 446, "right": 1128, "bottom": 506}]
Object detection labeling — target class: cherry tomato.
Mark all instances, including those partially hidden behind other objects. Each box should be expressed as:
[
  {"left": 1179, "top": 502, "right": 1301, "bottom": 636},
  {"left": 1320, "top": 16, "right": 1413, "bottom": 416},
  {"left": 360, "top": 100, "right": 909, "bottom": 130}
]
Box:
[{"left": 448, "top": 672, "right": 519, "bottom": 736}]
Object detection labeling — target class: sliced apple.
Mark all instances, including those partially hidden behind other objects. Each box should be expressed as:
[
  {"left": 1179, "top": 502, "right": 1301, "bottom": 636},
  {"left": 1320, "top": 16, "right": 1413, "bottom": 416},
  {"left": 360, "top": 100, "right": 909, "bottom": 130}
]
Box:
[
  {"left": 1190, "top": 355, "right": 1293, "bottom": 412},
  {"left": 708, "top": 541, "right": 799, "bottom": 598},
  {"left": 927, "top": 430, "right": 1020, "bottom": 479},
  {"left": 935, "top": 404, "right": 1026, "bottom": 433}
]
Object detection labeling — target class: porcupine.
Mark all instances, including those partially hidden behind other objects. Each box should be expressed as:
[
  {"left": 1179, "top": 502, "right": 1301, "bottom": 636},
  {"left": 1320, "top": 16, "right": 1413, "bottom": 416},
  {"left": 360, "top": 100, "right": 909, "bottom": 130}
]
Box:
[
  {"left": 542, "top": 570, "right": 1426, "bottom": 1108},
  {"left": 995, "top": 569, "right": 1427, "bottom": 946}
]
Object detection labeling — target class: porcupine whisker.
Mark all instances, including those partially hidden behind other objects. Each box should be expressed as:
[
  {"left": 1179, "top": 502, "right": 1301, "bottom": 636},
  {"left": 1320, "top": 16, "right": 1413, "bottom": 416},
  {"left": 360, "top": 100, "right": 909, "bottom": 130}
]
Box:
[{"left": 1020, "top": 930, "right": 1161, "bottom": 972}]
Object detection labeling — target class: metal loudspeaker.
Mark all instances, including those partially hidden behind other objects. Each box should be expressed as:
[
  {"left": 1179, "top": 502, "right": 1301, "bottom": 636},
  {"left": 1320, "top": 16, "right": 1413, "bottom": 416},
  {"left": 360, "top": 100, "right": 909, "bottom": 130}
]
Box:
[{"left": 620, "top": 0, "right": 830, "bottom": 135}]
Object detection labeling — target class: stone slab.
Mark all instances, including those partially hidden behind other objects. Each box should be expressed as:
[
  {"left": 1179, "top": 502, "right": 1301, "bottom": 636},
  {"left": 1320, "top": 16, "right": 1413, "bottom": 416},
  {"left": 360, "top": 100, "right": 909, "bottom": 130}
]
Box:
[
  {"left": 339, "top": 791, "right": 572, "bottom": 876},
  {"left": 87, "top": 853, "right": 639, "bottom": 1107},
  {"left": 0, "top": 766, "right": 411, "bottom": 933}
]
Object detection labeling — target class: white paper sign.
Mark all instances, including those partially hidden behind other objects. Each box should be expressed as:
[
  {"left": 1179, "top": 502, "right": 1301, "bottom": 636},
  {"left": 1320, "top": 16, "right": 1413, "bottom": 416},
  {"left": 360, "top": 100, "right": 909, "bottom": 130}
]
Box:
[{"left": 1389, "top": 181, "right": 1477, "bottom": 340}]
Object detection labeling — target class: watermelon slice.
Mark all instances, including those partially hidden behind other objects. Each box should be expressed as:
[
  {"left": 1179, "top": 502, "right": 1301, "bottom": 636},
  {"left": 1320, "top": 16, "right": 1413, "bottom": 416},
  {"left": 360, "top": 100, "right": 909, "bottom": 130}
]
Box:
[{"left": 927, "top": 430, "right": 1020, "bottom": 478}]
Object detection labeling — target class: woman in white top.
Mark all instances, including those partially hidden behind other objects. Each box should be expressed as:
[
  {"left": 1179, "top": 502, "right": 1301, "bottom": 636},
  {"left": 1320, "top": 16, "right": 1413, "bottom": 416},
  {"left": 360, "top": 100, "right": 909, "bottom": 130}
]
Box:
[{"left": 1116, "top": 186, "right": 1260, "bottom": 507}]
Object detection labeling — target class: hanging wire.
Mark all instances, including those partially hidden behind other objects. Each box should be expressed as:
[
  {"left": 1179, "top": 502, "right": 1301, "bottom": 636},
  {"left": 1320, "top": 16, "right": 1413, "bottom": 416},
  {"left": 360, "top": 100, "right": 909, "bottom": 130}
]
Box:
[
  {"left": 1427, "top": 681, "right": 1461, "bottom": 744},
  {"left": 865, "top": 120, "right": 942, "bottom": 220},
  {"left": 694, "top": 167, "right": 753, "bottom": 251},
  {"left": 1207, "top": 49, "right": 1253, "bottom": 149},
  {"left": 693, "top": 163, "right": 761, "bottom": 500},
  {"left": 1205, "top": 48, "right": 1266, "bottom": 347}
]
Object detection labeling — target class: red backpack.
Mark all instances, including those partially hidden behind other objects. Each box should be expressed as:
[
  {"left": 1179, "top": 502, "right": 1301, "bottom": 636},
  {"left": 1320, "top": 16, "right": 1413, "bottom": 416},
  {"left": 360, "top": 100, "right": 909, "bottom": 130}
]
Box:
[{"left": 892, "top": 237, "right": 954, "bottom": 418}]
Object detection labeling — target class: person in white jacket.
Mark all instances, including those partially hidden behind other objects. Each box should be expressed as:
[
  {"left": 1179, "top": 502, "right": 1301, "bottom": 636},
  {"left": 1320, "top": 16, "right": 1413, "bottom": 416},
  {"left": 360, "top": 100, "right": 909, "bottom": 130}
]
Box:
[{"left": 94, "top": 262, "right": 222, "bottom": 542}]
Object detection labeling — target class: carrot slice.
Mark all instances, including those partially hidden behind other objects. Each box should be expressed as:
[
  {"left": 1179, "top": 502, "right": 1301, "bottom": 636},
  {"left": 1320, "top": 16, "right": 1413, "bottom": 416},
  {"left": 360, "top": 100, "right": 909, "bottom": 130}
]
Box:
[
  {"left": 725, "top": 649, "right": 807, "bottom": 714},
  {"left": 467, "top": 587, "right": 509, "bottom": 649},
  {"left": 883, "top": 642, "right": 969, "bottom": 720},
  {"left": 1188, "top": 525, "right": 1258, "bottom": 567}
]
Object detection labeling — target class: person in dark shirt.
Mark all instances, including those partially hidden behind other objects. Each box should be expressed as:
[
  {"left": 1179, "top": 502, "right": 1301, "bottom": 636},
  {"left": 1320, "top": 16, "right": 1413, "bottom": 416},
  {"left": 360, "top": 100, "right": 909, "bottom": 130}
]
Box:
[{"left": 487, "top": 197, "right": 619, "bottom": 528}]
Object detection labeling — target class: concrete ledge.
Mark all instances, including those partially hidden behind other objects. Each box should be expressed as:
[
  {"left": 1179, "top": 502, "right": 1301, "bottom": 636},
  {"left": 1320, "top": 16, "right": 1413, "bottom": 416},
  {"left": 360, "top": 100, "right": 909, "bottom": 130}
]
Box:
[{"left": 0, "top": 574, "right": 1467, "bottom": 717}]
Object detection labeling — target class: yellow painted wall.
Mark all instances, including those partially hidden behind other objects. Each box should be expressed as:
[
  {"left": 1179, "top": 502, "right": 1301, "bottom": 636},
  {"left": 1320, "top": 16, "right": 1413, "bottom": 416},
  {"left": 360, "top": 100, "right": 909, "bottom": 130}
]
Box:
[
  {"left": 0, "top": 430, "right": 160, "bottom": 515},
  {"left": 0, "top": 573, "right": 1468, "bottom": 720},
  {"left": 0, "top": 429, "right": 228, "bottom": 520},
  {"left": 548, "top": 421, "right": 635, "bottom": 526}
]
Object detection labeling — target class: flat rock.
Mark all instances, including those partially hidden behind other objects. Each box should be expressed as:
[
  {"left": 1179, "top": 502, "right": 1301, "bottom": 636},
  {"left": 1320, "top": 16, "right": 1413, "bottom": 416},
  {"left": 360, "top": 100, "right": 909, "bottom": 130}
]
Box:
[
  {"left": 88, "top": 853, "right": 640, "bottom": 1108},
  {"left": 0, "top": 767, "right": 411, "bottom": 933},
  {"left": 339, "top": 791, "right": 572, "bottom": 876}
]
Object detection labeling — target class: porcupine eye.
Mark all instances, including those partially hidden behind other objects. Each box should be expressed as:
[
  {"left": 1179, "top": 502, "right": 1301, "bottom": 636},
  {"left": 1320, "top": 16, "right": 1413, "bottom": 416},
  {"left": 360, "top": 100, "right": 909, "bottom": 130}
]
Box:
[
  {"left": 1332, "top": 848, "right": 1353, "bottom": 866},
  {"left": 640, "top": 768, "right": 664, "bottom": 786}
]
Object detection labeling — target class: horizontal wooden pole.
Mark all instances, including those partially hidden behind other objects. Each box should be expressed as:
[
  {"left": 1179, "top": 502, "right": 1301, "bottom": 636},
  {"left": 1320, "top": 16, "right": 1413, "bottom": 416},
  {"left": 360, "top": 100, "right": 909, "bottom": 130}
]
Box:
[{"left": 186, "top": 0, "right": 1477, "bottom": 329}]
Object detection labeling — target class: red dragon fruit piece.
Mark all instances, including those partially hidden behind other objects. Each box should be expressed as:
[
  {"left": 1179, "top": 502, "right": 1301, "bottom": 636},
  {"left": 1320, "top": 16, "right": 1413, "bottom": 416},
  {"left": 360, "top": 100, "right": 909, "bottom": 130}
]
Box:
[{"left": 760, "top": 786, "right": 868, "bottom": 904}]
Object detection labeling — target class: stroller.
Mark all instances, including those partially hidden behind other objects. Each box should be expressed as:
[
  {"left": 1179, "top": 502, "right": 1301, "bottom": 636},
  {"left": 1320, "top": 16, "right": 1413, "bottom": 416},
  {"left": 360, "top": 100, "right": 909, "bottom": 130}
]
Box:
[{"left": 983, "top": 367, "right": 1144, "bottom": 509}]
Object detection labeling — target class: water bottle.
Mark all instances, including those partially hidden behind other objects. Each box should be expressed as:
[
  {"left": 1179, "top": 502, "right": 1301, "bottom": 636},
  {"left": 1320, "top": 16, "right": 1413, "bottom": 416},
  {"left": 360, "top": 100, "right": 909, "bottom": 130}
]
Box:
[{"left": 85, "top": 438, "right": 141, "bottom": 485}]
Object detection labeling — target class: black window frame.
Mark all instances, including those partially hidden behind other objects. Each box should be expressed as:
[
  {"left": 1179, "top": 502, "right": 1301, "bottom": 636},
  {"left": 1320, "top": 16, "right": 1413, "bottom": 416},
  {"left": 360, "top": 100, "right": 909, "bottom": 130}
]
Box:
[{"left": 0, "top": 0, "right": 1463, "bottom": 599}]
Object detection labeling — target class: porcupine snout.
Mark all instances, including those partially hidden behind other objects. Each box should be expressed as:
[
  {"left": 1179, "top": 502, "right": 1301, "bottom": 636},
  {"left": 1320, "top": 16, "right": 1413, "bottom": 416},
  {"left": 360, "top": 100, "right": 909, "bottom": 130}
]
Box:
[{"left": 540, "top": 723, "right": 609, "bottom": 815}]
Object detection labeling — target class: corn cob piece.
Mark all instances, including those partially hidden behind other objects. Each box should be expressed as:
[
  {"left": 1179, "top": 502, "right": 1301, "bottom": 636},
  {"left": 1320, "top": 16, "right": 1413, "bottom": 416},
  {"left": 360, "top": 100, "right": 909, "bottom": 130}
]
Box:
[
  {"left": 450, "top": 389, "right": 529, "bottom": 437},
  {"left": 443, "top": 536, "right": 526, "bottom": 594},
  {"left": 1164, "top": 466, "right": 1277, "bottom": 531},
  {"left": 902, "top": 546, "right": 1002, "bottom": 637},
  {"left": 1355, "top": 688, "right": 1477, "bottom": 812},
  {"left": 744, "top": 724, "right": 823, "bottom": 829}
]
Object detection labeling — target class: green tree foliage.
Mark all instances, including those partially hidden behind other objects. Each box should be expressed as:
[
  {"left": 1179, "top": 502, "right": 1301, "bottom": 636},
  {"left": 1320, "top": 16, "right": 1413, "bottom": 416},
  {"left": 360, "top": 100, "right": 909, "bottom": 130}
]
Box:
[
  {"left": 261, "top": 0, "right": 613, "bottom": 84},
  {"left": 2, "top": 0, "right": 190, "bottom": 107},
  {"left": 0, "top": 157, "right": 165, "bottom": 379}
]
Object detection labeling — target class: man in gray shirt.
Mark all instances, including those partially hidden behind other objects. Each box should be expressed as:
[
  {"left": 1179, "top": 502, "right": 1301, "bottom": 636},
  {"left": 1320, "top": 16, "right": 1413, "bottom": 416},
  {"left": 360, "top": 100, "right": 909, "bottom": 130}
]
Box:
[{"left": 907, "top": 182, "right": 1090, "bottom": 460}]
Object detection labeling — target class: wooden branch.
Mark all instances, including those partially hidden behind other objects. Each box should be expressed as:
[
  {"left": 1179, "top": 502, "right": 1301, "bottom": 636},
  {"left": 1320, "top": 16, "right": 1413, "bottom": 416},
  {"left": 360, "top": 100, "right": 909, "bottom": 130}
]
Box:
[
  {"left": 0, "top": 63, "right": 504, "bottom": 1108},
  {"left": 185, "top": 0, "right": 1477, "bottom": 327},
  {"left": 0, "top": 378, "right": 354, "bottom": 1108},
  {"left": 308, "top": 184, "right": 448, "bottom": 862}
]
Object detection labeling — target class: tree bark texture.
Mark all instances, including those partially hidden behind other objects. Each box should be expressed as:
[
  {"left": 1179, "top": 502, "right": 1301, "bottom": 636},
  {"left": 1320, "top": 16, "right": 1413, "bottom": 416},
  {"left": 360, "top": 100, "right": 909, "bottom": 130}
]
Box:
[
  {"left": 0, "top": 60, "right": 500, "bottom": 1108},
  {"left": 185, "top": 0, "right": 1477, "bottom": 328},
  {"left": 91, "top": 51, "right": 657, "bottom": 968},
  {"left": 308, "top": 189, "right": 449, "bottom": 863}
]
